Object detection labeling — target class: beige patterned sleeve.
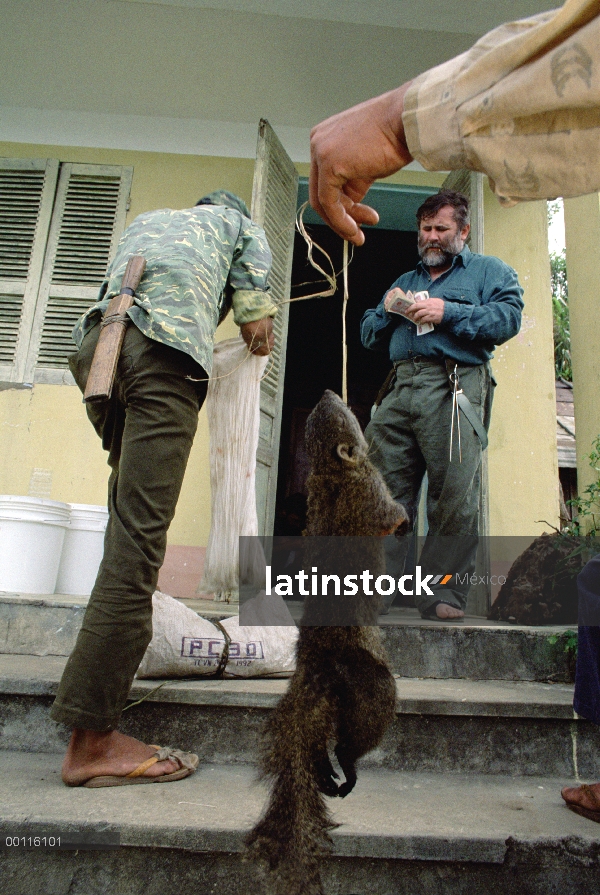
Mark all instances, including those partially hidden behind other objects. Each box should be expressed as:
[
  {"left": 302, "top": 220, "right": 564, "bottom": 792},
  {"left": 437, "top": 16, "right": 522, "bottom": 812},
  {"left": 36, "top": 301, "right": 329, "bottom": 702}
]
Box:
[{"left": 402, "top": 0, "right": 600, "bottom": 205}]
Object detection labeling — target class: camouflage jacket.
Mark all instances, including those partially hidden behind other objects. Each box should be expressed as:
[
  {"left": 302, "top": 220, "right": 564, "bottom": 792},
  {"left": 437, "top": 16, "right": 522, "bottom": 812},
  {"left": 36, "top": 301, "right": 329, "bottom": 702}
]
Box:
[{"left": 72, "top": 202, "right": 276, "bottom": 374}]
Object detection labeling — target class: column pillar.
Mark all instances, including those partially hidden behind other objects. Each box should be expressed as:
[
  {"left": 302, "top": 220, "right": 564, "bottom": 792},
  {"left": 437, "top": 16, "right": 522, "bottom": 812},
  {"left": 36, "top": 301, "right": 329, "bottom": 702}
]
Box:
[{"left": 564, "top": 193, "right": 600, "bottom": 509}]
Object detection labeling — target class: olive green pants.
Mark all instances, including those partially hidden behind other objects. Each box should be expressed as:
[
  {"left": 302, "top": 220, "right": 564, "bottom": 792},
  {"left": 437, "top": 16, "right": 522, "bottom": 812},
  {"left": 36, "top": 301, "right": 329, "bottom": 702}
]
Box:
[
  {"left": 365, "top": 357, "right": 494, "bottom": 616},
  {"left": 51, "top": 324, "right": 208, "bottom": 730}
]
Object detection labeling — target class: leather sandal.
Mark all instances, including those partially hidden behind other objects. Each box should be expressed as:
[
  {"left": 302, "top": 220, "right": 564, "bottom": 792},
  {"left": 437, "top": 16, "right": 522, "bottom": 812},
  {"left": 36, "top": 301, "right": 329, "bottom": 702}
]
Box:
[{"left": 81, "top": 746, "right": 199, "bottom": 788}]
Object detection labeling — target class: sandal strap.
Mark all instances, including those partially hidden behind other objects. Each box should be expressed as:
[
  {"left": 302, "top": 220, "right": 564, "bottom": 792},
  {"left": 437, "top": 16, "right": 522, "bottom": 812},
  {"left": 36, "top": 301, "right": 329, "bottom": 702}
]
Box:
[
  {"left": 126, "top": 746, "right": 198, "bottom": 779},
  {"left": 126, "top": 754, "right": 160, "bottom": 778}
]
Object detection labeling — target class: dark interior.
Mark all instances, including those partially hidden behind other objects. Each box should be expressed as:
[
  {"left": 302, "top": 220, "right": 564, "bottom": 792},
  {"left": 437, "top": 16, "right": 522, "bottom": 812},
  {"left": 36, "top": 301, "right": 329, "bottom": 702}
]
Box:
[{"left": 274, "top": 223, "right": 419, "bottom": 531}]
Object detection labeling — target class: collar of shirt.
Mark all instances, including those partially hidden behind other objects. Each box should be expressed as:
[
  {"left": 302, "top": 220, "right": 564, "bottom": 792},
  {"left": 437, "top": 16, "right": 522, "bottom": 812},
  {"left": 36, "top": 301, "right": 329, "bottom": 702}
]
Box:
[{"left": 415, "top": 244, "right": 472, "bottom": 280}]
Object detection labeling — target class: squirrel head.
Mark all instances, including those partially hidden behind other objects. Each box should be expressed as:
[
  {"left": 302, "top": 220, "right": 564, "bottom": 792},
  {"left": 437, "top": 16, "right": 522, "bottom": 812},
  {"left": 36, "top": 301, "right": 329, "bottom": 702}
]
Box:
[{"left": 305, "top": 390, "right": 368, "bottom": 472}]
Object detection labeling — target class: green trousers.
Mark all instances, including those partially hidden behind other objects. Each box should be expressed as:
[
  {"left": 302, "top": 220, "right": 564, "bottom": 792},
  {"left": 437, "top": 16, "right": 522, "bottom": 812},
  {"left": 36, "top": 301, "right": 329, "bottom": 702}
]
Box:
[
  {"left": 51, "top": 324, "right": 208, "bottom": 730},
  {"left": 365, "top": 357, "right": 494, "bottom": 616}
]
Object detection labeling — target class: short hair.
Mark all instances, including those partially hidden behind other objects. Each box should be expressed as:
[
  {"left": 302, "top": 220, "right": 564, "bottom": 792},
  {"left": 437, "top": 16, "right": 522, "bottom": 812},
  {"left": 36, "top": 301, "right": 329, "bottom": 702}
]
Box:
[{"left": 416, "top": 189, "right": 470, "bottom": 231}]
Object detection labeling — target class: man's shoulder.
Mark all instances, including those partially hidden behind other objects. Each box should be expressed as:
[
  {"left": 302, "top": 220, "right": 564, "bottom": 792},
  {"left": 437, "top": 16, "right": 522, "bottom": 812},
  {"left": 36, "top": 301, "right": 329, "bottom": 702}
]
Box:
[
  {"left": 130, "top": 207, "right": 176, "bottom": 225},
  {"left": 392, "top": 267, "right": 422, "bottom": 287},
  {"left": 465, "top": 251, "right": 517, "bottom": 276}
]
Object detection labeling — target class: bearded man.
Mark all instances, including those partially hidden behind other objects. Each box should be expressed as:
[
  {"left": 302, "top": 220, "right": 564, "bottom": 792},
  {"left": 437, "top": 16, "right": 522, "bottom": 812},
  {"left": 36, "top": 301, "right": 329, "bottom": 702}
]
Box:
[{"left": 361, "top": 189, "right": 523, "bottom": 620}]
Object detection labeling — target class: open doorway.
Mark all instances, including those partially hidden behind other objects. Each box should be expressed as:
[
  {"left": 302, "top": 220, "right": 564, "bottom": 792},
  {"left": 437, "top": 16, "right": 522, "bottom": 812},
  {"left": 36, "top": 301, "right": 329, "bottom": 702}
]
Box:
[{"left": 273, "top": 180, "right": 436, "bottom": 535}]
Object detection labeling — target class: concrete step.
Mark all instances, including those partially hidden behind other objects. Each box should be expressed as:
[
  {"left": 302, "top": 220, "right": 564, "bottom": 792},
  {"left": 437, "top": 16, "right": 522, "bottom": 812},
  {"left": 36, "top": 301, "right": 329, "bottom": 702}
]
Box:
[
  {"left": 1, "top": 750, "right": 599, "bottom": 895},
  {"left": 0, "top": 592, "right": 577, "bottom": 682},
  {"left": 1, "top": 654, "right": 598, "bottom": 778}
]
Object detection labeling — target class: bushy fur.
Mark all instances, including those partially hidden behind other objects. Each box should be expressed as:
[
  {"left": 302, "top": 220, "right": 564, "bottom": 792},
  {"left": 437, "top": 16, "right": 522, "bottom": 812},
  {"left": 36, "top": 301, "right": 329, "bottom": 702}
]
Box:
[{"left": 245, "top": 391, "right": 407, "bottom": 894}]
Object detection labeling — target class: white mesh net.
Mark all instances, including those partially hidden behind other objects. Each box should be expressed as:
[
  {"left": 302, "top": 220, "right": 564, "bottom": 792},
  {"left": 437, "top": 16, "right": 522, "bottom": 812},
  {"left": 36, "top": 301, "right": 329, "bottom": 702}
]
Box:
[{"left": 199, "top": 336, "right": 268, "bottom": 599}]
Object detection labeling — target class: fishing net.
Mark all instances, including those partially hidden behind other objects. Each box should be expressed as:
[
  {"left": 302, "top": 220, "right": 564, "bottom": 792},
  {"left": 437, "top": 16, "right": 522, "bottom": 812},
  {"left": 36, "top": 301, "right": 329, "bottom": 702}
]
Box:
[{"left": 199, "top": 336, "right": 267, "bottom": 600}]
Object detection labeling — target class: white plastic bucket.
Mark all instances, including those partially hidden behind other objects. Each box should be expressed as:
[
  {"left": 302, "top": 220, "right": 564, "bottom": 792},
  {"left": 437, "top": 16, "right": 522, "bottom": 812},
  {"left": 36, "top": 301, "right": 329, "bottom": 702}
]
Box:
[
  {"left": 55, "top": 503, "right": 109, "bottom": 596},
  {"left": 0, "top": 495, "right": 71, "bottom": 594}
]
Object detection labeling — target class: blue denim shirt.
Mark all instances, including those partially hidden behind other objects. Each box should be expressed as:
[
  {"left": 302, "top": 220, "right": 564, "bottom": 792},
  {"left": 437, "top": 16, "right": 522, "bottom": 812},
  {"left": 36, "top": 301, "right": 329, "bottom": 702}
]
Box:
[{"left": 360, "top": 246, "right": 523, "bottom": 365}]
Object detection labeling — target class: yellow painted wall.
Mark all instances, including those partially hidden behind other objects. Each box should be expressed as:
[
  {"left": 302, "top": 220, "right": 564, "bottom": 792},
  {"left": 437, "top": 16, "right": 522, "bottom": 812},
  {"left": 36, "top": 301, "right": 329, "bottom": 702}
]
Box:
[
  {"left": 564, "top": 192, "right": 600, "bottom": 508},
  {"left": 0, "top": 140, "right": 556, "bottom": 545},
  {"left": 0, "top": 141, "right": 247, "bottom": 546},
  {"left": 484, "top": 185, "right": 559, "bottom": 536}
]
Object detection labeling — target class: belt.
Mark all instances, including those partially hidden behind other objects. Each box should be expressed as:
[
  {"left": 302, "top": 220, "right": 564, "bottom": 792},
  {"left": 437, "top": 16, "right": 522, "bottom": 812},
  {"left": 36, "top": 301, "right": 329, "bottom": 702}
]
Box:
[{"left": 393, "top": 355, "right": 444, "bottom": 368}]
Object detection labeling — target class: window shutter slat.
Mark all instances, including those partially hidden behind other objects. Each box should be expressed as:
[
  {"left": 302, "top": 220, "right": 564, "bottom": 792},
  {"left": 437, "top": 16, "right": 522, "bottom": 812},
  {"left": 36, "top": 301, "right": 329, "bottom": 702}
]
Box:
[
  {"left": 23, "top": 163, "right": 132, "bottom": 382},
  {"left": 0, "top": 169, "right": 46, "bottom": 280},
  {"left": 0, "top": 292, "right": 24, "bottom": 364},
  {"left": 0, "top": 158, "right": 60, "bottom": 383},
  {"left": 50, "top": 174, "right": 123, "bottom": 286}
]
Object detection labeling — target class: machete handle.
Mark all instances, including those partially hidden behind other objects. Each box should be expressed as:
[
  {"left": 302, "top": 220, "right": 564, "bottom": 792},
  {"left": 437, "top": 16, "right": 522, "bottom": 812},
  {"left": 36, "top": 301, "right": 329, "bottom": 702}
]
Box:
[{"left": 83, "top": 255, "right": 146, "bottom": 403}]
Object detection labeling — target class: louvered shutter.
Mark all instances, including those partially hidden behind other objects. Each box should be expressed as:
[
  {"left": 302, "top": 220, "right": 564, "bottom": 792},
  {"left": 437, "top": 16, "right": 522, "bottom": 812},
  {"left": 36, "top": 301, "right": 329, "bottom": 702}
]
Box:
[
  {"left": 251, "top": 120, "right": 299, "bottom": 536},
  {"left": 24, "top": 163, "right": 132, "bottom": 383},
  {"left": 441, "top": 169, "right": 490, "bottom": 614},
  {"left": 0, "top": 158, "right": 59, "bottom": 383}
]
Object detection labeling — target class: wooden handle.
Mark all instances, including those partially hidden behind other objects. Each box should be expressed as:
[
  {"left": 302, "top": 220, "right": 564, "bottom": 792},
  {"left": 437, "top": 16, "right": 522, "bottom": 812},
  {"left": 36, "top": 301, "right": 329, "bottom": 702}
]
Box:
[
  {"left": 120, "top": 254, "right": 146, "bottom": 295},
  {"left": 83, "top": 256, "right": 146, "bottom": 403}
]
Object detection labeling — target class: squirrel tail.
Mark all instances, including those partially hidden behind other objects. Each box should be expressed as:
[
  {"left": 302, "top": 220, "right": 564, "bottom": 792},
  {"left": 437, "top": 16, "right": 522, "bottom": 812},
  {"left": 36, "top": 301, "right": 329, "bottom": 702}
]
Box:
[{"left": 245, "top": 754, "right": 336, "bottom": 895}]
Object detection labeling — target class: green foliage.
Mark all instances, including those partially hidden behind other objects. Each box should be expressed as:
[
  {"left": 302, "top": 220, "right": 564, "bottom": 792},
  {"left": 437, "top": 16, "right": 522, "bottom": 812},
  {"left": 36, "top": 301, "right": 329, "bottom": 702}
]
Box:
[
  {"left": 550, "top": 249, "right": 571, "bottom": 381},
  {"left": 546, "top": 629, "right": 578, "bottom": 677},
  {"left": 566, "top": 434, "right": 600, "bottom": 538},
  {"left": 547, "top": 629, "right": 578, "bottom": 655},
  {"left": 547, "top": 200, "right": 562, "bottom": 228}
]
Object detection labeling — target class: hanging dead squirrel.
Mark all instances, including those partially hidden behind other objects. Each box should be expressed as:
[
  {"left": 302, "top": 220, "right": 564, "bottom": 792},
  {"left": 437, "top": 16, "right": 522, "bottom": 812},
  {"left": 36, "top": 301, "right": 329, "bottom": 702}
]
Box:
[{"left": 246, "top": 390, "right": 407, "bottom": 895}]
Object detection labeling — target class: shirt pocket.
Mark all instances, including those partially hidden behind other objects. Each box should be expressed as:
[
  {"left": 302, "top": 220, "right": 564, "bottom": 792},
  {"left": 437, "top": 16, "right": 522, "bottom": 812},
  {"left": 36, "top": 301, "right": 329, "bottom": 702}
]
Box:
[{"left": 441, "top": 287, "right": 481, "bottom": 306}]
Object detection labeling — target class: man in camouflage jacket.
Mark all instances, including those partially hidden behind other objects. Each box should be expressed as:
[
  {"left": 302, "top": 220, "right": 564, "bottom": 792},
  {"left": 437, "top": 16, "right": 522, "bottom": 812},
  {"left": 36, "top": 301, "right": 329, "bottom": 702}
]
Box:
[{"left": 51, "top": 190, "right": 276, "bottom": 787}]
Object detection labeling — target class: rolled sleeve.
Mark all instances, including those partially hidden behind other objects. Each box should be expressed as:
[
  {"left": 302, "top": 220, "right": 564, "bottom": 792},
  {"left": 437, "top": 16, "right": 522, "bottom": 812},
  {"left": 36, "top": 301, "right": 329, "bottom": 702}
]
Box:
[
  {"left": 232, "top": 289, "right": 278, "bottom": 325},
  {"left": 403, "top": 0, "right": 600, "bottom": 204},
  {"left": 229, "top": 220, "right": 277, "bottom": 324}
]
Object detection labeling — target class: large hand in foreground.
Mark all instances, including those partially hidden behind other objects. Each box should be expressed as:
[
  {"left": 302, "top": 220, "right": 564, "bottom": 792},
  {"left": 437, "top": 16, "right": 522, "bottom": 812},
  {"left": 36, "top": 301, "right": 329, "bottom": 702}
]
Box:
[
  {"left": 240, "top": 317, "right": 275, "bottom": 355},
  {"left": 309, "top": 83, "right": 413, "bottom": 247}
]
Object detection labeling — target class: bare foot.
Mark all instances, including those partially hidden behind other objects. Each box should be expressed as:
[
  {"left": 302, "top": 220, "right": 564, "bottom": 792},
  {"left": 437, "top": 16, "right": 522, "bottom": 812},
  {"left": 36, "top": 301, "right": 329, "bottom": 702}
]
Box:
[
  {"left": 561, "top": 782, "right": 600, "bottom": 812},
  {"left": 435, "top": 603, "right": 465, "bottom": 620},
  {"left": 61, "top": 729, "right": 185, "bottom": 786}
]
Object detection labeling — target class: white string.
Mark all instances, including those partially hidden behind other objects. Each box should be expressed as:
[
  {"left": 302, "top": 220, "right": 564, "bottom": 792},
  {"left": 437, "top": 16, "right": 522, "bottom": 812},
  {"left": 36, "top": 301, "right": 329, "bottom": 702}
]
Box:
[
  {"left": 185, "top": 331, "right": 266, "bottom": 384},
  {"left": 342, "top": 239, "right": 349, "bottom": 405},
  {"left": 289, "top": 202, "right": 338, "bottom": 302}
]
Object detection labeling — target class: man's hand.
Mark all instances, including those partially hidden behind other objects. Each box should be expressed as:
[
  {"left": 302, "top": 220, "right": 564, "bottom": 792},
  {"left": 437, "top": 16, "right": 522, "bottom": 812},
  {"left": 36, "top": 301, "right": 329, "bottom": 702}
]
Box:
[
  {"left": 240, "top": 317, "right": 275, "bottom": 356},
  {"left": 309, "top": 82, "right": 413, "bottom": 247},
  {"left": 384, "top": 287, "right": 407, "bottom": 312},
  {"left": 403, "top": 298, "right": 445, "bottom": 325}
]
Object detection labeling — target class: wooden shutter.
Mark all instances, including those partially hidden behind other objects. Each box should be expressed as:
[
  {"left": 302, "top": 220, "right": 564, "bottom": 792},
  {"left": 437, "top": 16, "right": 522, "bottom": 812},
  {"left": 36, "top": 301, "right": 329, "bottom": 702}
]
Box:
[
  {"left": 442, "top": 169, "right": 490, "bottom": 615},
  {"left": 24, "top": 163, "right": 132, "bottom": 383},
  {"left": 0, "top": 158, "right": 59, "bottom": 384},
  {"left": 251, "top": 120, "right": 299, "bottom": 536}
]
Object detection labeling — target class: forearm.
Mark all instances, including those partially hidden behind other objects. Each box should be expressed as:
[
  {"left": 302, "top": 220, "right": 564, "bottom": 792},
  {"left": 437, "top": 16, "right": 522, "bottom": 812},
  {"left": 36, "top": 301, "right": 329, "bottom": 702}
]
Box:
[
  {"left": 402, "top": 0, "right": 600, "bottom": 203},
  {"left": 360, "top": 305, "right": 395, "bottom": 352},
  {"left": 230, "top": 223, "right": 275, "bottom": 324},
  {"left": 441, "top": 296, "right": 523, "bottom": 345}
]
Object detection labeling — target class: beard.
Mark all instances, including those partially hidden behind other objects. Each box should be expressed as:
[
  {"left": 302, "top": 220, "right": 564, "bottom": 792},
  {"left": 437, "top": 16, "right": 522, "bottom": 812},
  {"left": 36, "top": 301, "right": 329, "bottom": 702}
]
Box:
[{"left": 418, "top": 232, "right": 464, "bottom": 268}]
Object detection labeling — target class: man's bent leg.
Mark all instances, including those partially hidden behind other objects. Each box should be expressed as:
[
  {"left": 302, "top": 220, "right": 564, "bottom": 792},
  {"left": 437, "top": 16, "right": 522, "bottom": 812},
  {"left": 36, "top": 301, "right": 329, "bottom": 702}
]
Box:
[
  {"left": 412, "top": 362, "right": 490, "bottom": 616},
  {"left": 52, "top": 329, "right": 207, "bottom": 732}
]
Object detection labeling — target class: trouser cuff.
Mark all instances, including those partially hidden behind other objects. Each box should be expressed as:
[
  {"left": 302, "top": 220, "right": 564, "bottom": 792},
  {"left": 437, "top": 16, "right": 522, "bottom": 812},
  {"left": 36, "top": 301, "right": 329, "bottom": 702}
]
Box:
[{"left": 50, "top": 699, "right": 120, "bottom": 732}]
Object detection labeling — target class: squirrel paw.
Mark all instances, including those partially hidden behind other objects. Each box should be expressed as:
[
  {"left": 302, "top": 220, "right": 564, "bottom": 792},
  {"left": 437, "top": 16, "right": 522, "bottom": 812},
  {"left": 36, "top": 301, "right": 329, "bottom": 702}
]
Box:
[{"left": 314, "top": 755, "right": 341, "bottom": 797}]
